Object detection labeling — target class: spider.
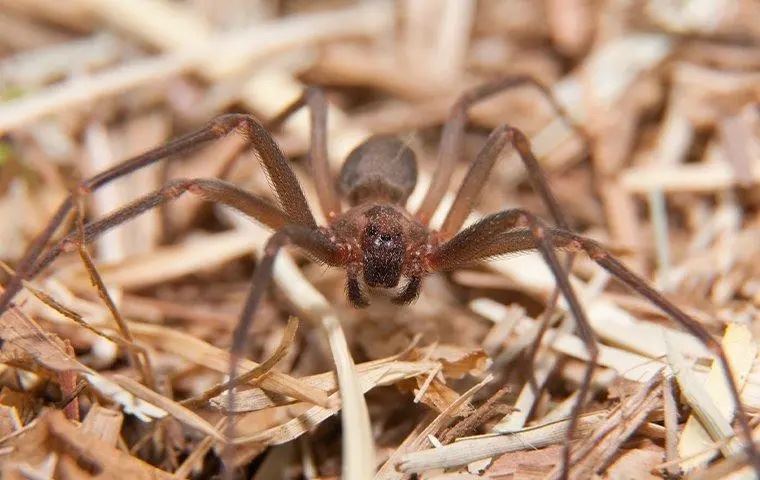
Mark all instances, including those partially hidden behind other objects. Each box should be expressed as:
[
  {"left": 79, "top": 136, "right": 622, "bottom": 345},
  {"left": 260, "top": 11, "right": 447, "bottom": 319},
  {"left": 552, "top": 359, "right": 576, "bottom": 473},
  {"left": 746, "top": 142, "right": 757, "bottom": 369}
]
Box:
[{"left": 0, "top": 77, "right": 757, "bottom": 477}]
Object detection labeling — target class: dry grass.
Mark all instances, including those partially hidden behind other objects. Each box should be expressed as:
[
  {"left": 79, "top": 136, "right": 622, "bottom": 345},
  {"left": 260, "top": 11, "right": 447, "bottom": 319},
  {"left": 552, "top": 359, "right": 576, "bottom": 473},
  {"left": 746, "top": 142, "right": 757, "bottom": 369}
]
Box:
[{"left": 1, "top": 0, "right": 759, "bottom": 478}]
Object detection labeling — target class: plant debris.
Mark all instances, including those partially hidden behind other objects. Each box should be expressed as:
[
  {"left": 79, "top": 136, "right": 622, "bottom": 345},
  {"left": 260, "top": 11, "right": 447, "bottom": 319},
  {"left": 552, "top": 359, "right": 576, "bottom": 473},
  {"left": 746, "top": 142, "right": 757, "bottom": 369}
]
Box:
[{"left": 1, "top": 1, "right": 759, "bottom": 478}]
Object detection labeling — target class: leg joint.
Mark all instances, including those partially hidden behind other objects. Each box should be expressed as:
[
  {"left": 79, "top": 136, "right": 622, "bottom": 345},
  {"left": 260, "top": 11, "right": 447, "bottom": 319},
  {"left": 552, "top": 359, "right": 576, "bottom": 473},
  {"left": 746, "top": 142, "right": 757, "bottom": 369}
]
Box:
[
  {"left": 208, "top": 113, "right": 259, "bottom": 139},
  {"left": 76, "top": 184, "right": 92, "bottom": 196},
  {"left": 162, "top": 179, "right": 195, "bottom": 199},
  {"left": 504, "top": 125, "right": 531, "bottom": 151}
]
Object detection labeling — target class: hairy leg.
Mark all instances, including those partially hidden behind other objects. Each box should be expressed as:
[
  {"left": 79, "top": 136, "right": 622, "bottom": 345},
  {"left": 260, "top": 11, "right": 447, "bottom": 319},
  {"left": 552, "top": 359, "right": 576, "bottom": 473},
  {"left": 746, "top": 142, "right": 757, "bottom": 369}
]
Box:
[
  {"left": 72, "top": 195, "right": 155, "bottom": 387},
  {"left": 441, "top": 119, "right": 583, "bottom": 394},
  {"left": 557, "top": 230, "right": 760, "bottom": 475},
  {"left": 268, "top": 87, "right": 342, "bottom": 222},
  {"left": 415, "top": 75, "right": 584, "bottom": 226},
  {"left": 439, "top": 124, "right": 572, "bottom": 239},
  {"left": 0, "top": 113, "right": 314, "bottom": 315},
  {"left": 426, "top": 82, "right": 583, "bottom": 398},
  {"left": 429, "top": 89, "right": 591, "bottom": 474},
  {"left": 28, "top": 178, "right": 289, "bottom": 281},
  {"left": 224, "top": 225, "right": 344, "bottom": 442},
  {"left": 429, "top": 209, "right": 597, "bottom": 478},
  {"left": 431, "top": 212, "right": 760, "bottom": 475}
]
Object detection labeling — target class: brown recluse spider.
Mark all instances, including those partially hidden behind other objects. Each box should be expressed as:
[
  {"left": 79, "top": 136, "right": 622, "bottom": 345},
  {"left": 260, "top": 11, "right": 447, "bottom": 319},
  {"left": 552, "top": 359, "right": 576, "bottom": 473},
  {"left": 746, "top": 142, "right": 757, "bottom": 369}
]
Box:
[{"left": 0, "top": 77, "right": 757, "bottom": 477}]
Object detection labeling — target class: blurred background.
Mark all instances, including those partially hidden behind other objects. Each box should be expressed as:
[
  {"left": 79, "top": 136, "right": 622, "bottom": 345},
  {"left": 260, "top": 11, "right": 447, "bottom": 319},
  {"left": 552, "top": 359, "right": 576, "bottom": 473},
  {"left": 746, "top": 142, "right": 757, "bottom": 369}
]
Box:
[{"left": 0, "top": 0, "right": 759, "bottom": 478}]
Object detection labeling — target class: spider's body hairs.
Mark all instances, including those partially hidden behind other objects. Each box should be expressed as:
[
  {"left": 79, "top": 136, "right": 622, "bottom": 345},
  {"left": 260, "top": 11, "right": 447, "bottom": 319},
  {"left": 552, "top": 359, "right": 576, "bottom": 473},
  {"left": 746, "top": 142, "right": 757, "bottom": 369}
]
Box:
[{"left": 1, "top": 78, "right": 759, "bottom": 478}]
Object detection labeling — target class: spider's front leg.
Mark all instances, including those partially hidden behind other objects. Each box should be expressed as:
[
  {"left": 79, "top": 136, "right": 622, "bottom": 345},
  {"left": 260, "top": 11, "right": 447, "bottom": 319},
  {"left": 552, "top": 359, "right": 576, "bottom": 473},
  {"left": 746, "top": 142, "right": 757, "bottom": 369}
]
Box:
[
  {"left": 428, "top": 209, "right": 598, "bottom": 479},
  {"left": 428, "top": 85, "right": 586, "bottom": 390},
  {"left": 429, "top": 210, "right": 760, "bottom": 477}
]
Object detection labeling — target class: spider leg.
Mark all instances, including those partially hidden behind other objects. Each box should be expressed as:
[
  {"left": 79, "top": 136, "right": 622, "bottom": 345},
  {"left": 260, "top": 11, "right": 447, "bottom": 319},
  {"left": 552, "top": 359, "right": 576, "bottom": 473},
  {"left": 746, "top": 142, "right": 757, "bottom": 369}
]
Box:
[
  {"left": 427, "top": 83, "right": 582, "bottom": 388},
  {"left": 429, "top": 209, "right": 597, "bottom": 479},
  {"left": 15, "top": 179, "right": 342, "bottom": 451},
  {"left": 346, "top": 276, "right": 369, "bottom": 308},
  {"left": 392, "top": 276, "right": 422, "bottom": 305},
  {"left": 440, "top": 124, "right": 572, "bottom": 239},
  {"left": 553, "top": 230, "right": 760, "bottom": 474},
  {"left": 431, "top": 214, "right": 760, "bottom": 476},
  {"left": 555, "top": 231, "right": 760, "bottom": 476},
  {"left": 430, "top": 90, "right": 590, "bottom": 475},
  {"left": 225, "top": 225, "right": 343, "bottom": 440},
  {"left": 439, "top": 124, "right": 580, "bottom": 382},
  {"left": 0, "top": 113, "right": 315, "bottom": 315},
  {"left": 268, "top": 87, "right": 342, "bottom": 221},
  {"left": 415, "top": 75, "right": 584, "bottom": 227},
  {"left": 28, "top": 178, "right": 290, "bottom": 281},
  {"left": 71, "top": 195, "right": 155, "bottom": 388}
]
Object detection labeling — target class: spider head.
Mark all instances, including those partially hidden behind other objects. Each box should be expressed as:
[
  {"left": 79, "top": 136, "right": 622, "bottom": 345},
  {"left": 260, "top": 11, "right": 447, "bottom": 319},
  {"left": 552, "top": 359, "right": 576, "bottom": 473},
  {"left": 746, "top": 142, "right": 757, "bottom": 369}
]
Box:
[{"left": 361, "top": 206, "right": 405, "bottom": 288}]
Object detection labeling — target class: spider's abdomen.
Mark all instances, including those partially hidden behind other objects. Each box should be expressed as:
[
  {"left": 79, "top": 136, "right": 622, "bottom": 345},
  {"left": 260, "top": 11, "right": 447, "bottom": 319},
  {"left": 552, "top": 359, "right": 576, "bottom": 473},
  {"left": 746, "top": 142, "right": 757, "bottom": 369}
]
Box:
[{"left": 338, "top": 136, "right": 417, "bottom": 207}]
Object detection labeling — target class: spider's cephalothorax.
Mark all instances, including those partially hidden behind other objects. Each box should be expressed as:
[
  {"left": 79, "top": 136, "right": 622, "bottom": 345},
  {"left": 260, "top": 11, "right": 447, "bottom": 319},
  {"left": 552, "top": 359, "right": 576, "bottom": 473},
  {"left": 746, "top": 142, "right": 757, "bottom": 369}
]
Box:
[{"left": 332, "top": 136, "right": 429, "bottom": 306}]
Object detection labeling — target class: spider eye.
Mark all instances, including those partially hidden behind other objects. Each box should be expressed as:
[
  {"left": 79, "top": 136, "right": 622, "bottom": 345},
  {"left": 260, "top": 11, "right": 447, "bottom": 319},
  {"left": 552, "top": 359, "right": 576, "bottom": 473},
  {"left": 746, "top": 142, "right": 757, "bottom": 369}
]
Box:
[{"left": 370, "top": 231, "right": 398, "bottom": 248}]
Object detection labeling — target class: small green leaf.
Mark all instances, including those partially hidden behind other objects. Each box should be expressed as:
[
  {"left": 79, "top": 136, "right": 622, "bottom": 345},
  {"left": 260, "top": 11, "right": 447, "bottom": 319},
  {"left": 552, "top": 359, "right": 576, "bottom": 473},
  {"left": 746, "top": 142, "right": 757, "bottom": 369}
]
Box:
[
  {"left": 0, "top": 85, "right": 25, "bottom": 102},
  {"left": 0, "top": 143, "right": 12, "bottom": 166}
]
